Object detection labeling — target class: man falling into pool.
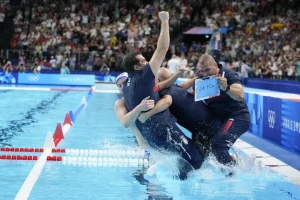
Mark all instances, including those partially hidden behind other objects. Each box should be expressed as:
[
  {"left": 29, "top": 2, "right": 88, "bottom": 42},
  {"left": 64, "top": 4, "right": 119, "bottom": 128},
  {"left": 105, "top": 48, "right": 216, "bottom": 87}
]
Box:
[
  {"left": 114, "top": 72, "right": 172, "bottom": 149},
  {"left": 118, "top": 11, "right": 205, "bottom": 179}
]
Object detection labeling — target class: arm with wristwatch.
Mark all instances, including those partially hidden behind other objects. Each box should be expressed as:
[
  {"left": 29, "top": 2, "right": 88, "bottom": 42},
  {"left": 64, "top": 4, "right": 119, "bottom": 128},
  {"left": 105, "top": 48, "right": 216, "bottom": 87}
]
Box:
[{"left": 217, "top": 73, "right": 245, "bottom": 102}]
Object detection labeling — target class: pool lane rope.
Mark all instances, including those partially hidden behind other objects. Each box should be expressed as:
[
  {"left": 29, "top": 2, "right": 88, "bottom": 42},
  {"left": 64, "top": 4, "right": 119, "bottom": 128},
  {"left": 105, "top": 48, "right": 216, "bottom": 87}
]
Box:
[{"left": 14, "top": 86, "right": 95, "bottom": 200}]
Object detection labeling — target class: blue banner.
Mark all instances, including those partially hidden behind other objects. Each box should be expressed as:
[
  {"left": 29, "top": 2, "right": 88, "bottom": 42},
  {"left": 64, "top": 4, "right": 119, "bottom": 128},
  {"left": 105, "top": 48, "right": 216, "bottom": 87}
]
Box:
[
  {"left": 262, "top": 96, "right": 282, "bottom": 144},
  {"left": 18, "top": 73, "right": 94, "bottom": 86},
  {"left": 245, "top": 92, "right": 300, "bottom": 153},
  {"left": 244, "top": 93, "right": 264, "bottom": 137},
  {"left": 0, "top": 73, "right": 18, "bottom": 84},
  {"left": 248, "top": 78, "right": 300, "bottom": 94},
  {"left": 281, "top": 100, "right": 300, "bottom": 152},
  {"left": 49, "top": 74, "right": 94, "bottom": 86},
  {"left": 18, "top": 74, "right": 50, "bottom": 84}
]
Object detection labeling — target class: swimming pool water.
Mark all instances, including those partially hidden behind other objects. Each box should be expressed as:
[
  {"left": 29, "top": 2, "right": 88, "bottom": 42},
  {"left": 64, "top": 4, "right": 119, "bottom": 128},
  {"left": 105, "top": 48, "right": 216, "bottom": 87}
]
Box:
[{"left": 1, "top": 90, "right": 300, "bottom": 200}]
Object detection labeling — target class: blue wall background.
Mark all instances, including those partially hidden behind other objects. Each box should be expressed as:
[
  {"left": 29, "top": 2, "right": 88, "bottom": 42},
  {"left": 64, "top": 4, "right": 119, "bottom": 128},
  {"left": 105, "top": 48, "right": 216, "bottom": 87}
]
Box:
[
  {"left": 244, "top": 92, "right": 300, "bottom": 153},
  {"left": 248, "top": 78, "right": 300, "bottom": 94}
]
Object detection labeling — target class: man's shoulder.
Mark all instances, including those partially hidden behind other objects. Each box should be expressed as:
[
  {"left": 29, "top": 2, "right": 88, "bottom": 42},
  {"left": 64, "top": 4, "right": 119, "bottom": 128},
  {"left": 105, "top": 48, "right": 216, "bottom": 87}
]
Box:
[
  {"left": 224, "top": 68, "right": 238, "bottom": 76},
  {"left": 224, "top": 68, "right": 241, "bottom": 84},
  {"left": 115, "top": 98, "right": 125, "bottom": 107}
]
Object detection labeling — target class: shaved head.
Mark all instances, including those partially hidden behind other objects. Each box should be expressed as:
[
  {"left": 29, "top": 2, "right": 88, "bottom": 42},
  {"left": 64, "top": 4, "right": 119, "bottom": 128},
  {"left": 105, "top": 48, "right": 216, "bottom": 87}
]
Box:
[
  {"left": 198, "top": 54, "right": 216, "bottom": 67},
  {"left": 197, "top": 54, "right": 219, "bottom": 77},
  {"left": 156, "top": 67, "right": 172, "bottom": 82}
]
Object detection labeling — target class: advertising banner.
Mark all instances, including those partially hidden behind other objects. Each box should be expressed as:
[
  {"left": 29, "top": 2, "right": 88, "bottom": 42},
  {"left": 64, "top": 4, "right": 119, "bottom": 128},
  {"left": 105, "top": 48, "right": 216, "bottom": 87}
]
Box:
[
  {"left": 245, "top": 92, "right": 300, "bottom": 153},
  {"left": 244, "top": 93, "right": 264, "bottom": 137},
  {"left": 262, "top": 96, "right": 282, "bottom": 144},
  {"left": 18, "top": 74, "right": 50, "bottom": 84},
  {"left": 0, "top": 73, "right": 18, "bottom": 84},
  {"left": 49, "top": 74, "right": 95, "bottom": 86},
  {"left": 281, "top": 100, "right": 300, "bottom": 152},
  {"left": 18, "top": 74, "right": 94, "bottom": 86}
]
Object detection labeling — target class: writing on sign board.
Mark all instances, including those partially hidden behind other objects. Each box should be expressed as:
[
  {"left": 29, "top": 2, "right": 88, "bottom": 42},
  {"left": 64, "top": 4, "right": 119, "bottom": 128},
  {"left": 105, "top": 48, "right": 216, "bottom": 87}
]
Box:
[{"left": 195, "top": 77, "right": 220, "bottom": 101}]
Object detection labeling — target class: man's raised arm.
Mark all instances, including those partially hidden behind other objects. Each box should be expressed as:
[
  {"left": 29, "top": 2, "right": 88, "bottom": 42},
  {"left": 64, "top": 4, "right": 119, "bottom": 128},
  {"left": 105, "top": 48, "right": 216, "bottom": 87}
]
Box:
[
  {"left": 156, "top": 67, "right": 187, "bottom": 91},
  {"left": 149, "top": 11, "right": 170, "bottom": 76}
]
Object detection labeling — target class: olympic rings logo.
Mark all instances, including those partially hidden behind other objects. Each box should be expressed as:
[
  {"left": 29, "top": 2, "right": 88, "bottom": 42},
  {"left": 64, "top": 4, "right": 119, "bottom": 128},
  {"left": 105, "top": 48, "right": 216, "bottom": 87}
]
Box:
[
  {"left": 28, "top": 76, "right": 40, "bottom": 82},
  {"left": 268, "top": 110, "right": 276, "bottom": 128}
]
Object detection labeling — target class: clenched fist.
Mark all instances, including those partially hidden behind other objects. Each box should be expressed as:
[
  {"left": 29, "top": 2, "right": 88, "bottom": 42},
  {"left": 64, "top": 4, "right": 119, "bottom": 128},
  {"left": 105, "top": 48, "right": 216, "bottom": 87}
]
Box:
[{"left": 159, "top": 11, "right": 169, "bottom": 22}]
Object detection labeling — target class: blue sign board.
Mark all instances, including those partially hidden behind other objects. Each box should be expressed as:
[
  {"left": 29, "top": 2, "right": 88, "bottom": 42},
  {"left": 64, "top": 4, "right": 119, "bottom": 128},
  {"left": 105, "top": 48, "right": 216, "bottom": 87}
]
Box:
[
  {"left": 0, "top": 73, "right": 18, "bottom": 84},
  {"left": 49, "top": 74, "right": 94, "bottom": 86},
  {"left": 18, "top": 74, "right": 50, "bottom": 84},
  {"left": 195, "top": 77, "right": 220, "bottom": 101},
  {"left": 18, "top": 74, "right": 94, "bottom": 86}
]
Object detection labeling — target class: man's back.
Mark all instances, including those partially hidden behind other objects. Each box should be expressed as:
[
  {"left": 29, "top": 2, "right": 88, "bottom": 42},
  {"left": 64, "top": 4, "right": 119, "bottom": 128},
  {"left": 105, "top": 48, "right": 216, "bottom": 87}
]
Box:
[{"left": 160, "top": 85, "right": 216, "bottom": 132}]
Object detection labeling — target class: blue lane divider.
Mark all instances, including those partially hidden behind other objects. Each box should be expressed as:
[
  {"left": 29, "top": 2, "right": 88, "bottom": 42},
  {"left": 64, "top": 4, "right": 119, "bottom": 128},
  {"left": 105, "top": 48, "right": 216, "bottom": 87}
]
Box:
[
  {"left": 69, "top": 86, "right": 94, "bottom": 123},
  {"left": 73, "top": 104, "right": 85, "bottom": 120},
  {"left": 69, "top": 111, "right": 75, "bottom": 123},
  {"left": 86, "top": 91, "right": 93, "bottom": 102}
]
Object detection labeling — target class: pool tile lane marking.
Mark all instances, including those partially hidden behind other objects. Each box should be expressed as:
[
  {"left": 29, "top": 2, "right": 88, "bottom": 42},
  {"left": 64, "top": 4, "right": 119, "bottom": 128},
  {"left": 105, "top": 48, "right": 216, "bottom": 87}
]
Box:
[
  {"left": 14, "top": 133, "right": 55, "bottom": 200},
  {"left": 233, "top": 139, "right": 300, "bottom": 186}
]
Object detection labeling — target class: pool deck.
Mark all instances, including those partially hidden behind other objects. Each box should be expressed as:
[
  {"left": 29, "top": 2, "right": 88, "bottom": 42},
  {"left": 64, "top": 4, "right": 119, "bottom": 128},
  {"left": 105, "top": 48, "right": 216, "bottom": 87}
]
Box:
[
  {"left": 1, "top": 83, "right": 300, "bottom": 186},
  {"left": 237, "top": 133, "right": 300, "bottom": 185}
]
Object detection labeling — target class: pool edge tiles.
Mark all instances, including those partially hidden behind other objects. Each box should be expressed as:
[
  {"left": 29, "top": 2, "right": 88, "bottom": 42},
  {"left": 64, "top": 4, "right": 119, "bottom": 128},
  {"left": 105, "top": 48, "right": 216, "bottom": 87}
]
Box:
[{"left": 234, "top": 138, "right": 300, "bottom": 186}]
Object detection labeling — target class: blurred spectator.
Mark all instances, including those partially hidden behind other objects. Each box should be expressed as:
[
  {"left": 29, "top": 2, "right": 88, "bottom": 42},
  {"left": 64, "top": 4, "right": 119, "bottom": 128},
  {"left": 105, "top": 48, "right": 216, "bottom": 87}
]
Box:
[
  {"left": 60, "top": 61, "right": 70, "bottom": 74},
  {"left": 167, "top": 54, "right": 180, "bottom": 75},
  {"left": 49, "top": 56, "right": 57, "bottom": 69},
  {"left": 69, "top": 54, "right": 76, "bottom": 70},
  {"left": 295, "top": 56, "right": 300, "bottom": 76},
  {"left": 240, "top": 60, "right": 251, "bottom": 86},
  {"left": 0, "top": 10, "right": 5, "bottom": 31},
  {"left": 178, "top": 52, "right": 188, "bottom": 68},
  {"left": 85, "top": 55, "right": 93, "bottom": 71},
  {"left": 17, "top": 62, "right": 26, "bottom": 73}
]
